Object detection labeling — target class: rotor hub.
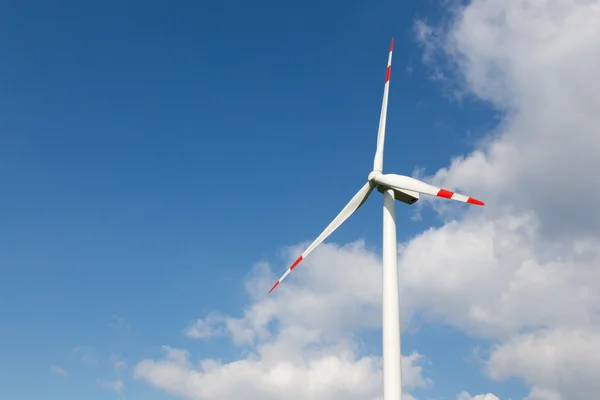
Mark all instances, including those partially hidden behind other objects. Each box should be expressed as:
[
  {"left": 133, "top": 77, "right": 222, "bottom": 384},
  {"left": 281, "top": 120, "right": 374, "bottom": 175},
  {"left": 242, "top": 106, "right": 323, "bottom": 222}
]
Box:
[{"left": 368, "top": 170, "right": 382, "bottom": 182}]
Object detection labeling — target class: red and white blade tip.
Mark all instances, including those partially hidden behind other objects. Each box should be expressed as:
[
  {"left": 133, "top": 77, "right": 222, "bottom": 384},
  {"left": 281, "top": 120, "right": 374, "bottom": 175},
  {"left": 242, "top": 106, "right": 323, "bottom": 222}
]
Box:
[
  {"left": 269, "top": 255, "right": 304, "bottom": 293},
  {"left": 436, "top": 188, "right": 484, "bottom": 206},
  {"left": 385, "top": 38, "right": 394, "bottom": 83}
]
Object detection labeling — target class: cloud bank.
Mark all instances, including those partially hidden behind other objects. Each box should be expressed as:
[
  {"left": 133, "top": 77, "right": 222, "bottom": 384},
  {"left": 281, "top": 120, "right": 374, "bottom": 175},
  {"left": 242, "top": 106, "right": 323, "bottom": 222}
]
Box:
[
  {"left": 409, "top": 0, "right": 600, "bottom": 398},
  {"left": 135, "top": 243, "right": 430, "bottom": 400}
]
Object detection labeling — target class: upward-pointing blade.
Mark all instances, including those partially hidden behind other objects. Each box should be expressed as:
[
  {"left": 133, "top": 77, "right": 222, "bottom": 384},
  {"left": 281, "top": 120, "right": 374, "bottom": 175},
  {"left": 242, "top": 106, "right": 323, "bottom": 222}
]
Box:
[
  {"left": 269, "top": 181, "right": 374, "bottom": 293},
  {"left": 373, "top": 38, "right": 394, "bottom": 172},
  {"left": 374, "top": 174, "right": 485, "bottom": 206}
]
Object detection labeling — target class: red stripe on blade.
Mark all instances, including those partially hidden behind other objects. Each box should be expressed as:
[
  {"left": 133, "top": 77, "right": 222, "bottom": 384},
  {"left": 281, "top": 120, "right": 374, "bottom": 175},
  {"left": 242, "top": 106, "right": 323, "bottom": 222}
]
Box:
[
  {"left": 269, "top": 281, "right": 280, "bottom": 293},
  {"left": 385, "top": 66, "right": 391, "bottom": 82},
  {"left": 289, "top": 256, "right": 303, "bottom": 270},
  {"left": 390, "top": 37, "right": 394, "bottom": 52},
  {"left": 437, "top": 189, "right": 454, "bottom": 199},
  {"left": 467, "top": 198, "right": 485, "bottom": 206}
]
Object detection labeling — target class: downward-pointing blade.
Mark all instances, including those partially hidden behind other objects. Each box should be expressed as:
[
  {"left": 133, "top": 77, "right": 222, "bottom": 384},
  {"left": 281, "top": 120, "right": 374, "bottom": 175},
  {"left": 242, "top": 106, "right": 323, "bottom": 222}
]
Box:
[
  {"left": 269, "top": 181, "right": 374, "bottom": 293},
  {"left": 374, "top": 174, "right": 484, "bottom": 206}
]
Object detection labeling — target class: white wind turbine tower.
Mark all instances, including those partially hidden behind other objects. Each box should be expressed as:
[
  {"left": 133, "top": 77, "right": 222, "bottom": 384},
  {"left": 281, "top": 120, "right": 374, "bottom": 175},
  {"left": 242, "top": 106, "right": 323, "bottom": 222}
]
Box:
[{"left": 268, "top": 38, "right": 484, "bottom": 400}]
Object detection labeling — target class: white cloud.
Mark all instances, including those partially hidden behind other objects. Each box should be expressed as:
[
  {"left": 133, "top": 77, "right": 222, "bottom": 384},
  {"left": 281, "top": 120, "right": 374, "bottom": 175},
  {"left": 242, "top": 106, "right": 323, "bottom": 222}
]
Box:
[
  {"left": 422, "top": 0, "right": 600, "bottom": 238},
  {"left": 398, "top": 214, "right": 600, "bottom": 340},
  {"left": 183, "top": 313, "right": 227, "bottom": 339},
  {"left": 50, "top": 365, "right": 69, "bottom": 378},
  {"left": 402, "top": 0, "right": 600, "bottom": 398},
  {"left": 414, "top": 19, "right": 438, "bottom": 64},
  {"left": 135, "top": 344, "right": 428, "bottom": 400},
  {"left": 458, "top": 393, "right": 500, "bottom": 400},
  {"left": 487, "top": 329, "right": 600, "bottom": 398},
  {"left": 524, "top": 387, "right": 562, "bottom": 400},
  {"left": 135, "top": 244, "right": 430, "bottom": 400}
]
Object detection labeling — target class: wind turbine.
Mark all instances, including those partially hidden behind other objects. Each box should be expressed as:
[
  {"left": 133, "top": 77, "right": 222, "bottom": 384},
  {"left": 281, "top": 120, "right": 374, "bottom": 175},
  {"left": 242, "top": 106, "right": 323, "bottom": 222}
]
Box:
[{"left": 268, "top": 38, "right": 484, "bottom": 400}]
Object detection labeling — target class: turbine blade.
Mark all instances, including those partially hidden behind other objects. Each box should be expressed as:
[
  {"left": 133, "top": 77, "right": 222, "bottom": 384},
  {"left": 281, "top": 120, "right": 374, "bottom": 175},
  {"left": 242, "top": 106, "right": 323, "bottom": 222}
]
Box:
[
  {"left": 373, "top": 37, "right": 394, "bottom": 172},
  {"left": 374, "top": 174, "right": 484, "bottom": 206},
  {"left": 269, "top": 181, "right": 374, "bottom": 293}
]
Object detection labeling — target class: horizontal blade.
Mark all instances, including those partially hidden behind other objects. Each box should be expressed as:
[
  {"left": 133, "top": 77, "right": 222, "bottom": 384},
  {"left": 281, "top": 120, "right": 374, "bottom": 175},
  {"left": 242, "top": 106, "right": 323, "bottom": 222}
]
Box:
[
  {"left": 374, "top": 173, "right": 484, "bottom": 206},
  {"left": 269, "top": 181, "right": 374, "bottom": 293}
]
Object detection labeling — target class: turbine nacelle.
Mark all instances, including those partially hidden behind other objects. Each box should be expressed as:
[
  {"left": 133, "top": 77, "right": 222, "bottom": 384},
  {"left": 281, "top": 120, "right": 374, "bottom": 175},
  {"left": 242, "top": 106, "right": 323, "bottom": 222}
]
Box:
[
  {"left": 369, "top": 171, "right": 419, "bottom": 205},
  {"left": 376, "top": 185, "right": 419, "bottom": 205}
]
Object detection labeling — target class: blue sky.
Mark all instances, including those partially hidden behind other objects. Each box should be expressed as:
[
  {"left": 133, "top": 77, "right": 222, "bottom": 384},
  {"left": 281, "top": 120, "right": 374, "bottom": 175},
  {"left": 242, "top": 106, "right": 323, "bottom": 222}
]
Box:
[{"left": 3, "top": 0, "right": 583, "bottom": 399}]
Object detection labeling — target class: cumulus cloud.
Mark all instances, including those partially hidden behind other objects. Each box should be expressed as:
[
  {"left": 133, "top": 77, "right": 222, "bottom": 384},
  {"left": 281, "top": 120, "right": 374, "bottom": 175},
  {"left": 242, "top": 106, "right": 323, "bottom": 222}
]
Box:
[
  {"left": 135, "top": 345, "right": 427, "bottom": 400},
  {"left": 183, "top": 313, "right": 227, "bottom": 339},
  {"left": 423, "top": 0, "right": 600, "bottom": 238},
  {"left": 524, "top": 387, "right": 562, "bottom": 400},
  {"left": 398, "top": 214, "right": 600, "bottom": 340},
  {"left": 458, "top": 393, "right": 500, "bottom": 400},
  {"left": 404, "top": 0, "right": 600, "bottom": 398},
  {"left": 135, "top": 243, "right": 430, "bottom": 400},
  {"left": 487, "top": 329, "right": 600, "bottom": 398}
]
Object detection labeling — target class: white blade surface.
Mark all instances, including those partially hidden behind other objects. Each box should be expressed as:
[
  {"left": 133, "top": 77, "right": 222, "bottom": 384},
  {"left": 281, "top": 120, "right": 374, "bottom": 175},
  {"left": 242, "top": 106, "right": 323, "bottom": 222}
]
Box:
[
  {"left": 373, "top": 38, "right": 394, "bottom": 172},
  {"left": 269, "top": 181, "right": 374, "bottom": 293},
  {"left": 374, "top": 174, "right": 485, "bottom": 206}
]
